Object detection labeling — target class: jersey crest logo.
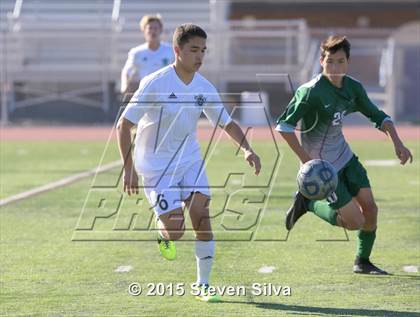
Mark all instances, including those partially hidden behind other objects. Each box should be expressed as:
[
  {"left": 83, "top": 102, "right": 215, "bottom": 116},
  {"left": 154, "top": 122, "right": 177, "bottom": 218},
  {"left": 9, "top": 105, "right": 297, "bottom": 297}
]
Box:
[
  {"left": 162, "top": 58, "right": 169, "bottom": 66},
  {"left": 194, "top": 94, "right": 206, "bottom": 107},
  {"left": 348, "top": 98, "right": 356, "bottom": 106}
]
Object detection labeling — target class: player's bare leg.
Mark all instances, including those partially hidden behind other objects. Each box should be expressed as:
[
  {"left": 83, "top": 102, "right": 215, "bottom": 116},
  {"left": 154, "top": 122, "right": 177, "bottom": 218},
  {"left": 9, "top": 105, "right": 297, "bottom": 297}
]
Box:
[
  {"left": 158, "top": 207, "right": 185, "bottom": 240},
  {"left": 335, "top": 200, "right": 365, "bottom": 230},
  {"left": 356, "top": 188, "right": 378, "bottom": 231},
  {"left": 186, "top": 192, "right": 213, "bottom": 241}
]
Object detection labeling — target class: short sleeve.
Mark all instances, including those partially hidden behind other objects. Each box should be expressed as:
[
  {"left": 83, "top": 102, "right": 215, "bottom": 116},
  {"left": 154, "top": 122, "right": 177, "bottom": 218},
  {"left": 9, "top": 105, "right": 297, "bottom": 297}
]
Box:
[
  {"left": 275, "top": 87, "right": 312, "bottom": 132},
  {"left": 355, "top": 82, "right": 390, "bottom": 129},
  {"left": 121, "top": 78, "right": 155, "bottom": 124},
  {"left": 202, "top": 86, "right": 232, "bottom": 128}
]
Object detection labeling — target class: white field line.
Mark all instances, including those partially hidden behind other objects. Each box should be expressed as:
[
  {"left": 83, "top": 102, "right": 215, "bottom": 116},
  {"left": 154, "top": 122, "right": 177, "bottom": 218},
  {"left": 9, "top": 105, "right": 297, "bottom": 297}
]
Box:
[{"left": 0, "top": 160, "right": 121, "bottom": 207}]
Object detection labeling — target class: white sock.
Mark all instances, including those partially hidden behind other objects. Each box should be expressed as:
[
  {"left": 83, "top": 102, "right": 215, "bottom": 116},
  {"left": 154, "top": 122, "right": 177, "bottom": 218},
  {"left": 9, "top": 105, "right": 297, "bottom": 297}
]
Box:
[{"left": 195, "top": 240, "right": 215, "bottom": 285}]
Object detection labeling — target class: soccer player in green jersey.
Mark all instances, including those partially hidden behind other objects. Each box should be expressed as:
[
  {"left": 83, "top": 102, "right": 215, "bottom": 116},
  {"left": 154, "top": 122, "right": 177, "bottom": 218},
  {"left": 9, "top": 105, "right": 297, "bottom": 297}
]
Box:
[{"left": 276, "top": 35, "right": 413, "bottom": 274}]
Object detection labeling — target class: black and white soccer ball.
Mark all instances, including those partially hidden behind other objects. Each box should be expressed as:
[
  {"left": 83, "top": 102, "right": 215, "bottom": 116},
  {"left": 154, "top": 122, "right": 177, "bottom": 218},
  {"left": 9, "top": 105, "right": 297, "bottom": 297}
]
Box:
[{"left": 297, "top": 159, "right": 338, "bottom": 200}]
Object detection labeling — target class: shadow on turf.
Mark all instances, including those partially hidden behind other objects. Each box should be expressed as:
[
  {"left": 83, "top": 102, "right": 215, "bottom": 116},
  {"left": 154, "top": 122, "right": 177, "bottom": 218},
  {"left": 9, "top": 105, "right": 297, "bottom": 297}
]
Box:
[
  {"left": 222, "top": 301, "right": 420, "bottom": 316},
  {"left": 385, "top": 274, "right": 420, "bottom": 280},
  {"left": 353, "top": 273, "right": 420, "bottom": 280}
]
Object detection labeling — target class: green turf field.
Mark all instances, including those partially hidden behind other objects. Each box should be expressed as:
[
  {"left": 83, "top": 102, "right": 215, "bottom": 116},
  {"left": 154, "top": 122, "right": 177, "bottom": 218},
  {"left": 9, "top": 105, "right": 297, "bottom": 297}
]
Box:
[{"left": 1, "top": 139, "right": 419, "bottom": 316}]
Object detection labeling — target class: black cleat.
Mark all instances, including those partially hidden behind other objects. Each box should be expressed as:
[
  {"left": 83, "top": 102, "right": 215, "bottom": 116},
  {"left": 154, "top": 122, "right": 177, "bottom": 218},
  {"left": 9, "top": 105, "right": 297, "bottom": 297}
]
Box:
[
  {"left": 285, "top": 192, "right": 309, "bottom": 231},
  {"left": 353, "top": 257, "right": 389, "bottom": 275}
]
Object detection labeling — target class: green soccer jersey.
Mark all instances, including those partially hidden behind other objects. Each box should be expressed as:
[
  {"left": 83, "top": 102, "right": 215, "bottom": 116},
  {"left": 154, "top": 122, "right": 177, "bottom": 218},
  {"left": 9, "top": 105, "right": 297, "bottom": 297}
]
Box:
[{"left": 276, "top": 74, "right": 391, "bottom": 171}]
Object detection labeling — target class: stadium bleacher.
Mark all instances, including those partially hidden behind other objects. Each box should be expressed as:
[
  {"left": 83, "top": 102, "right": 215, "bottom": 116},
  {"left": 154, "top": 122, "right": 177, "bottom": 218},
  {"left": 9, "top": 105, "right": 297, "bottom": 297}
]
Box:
[
  {"left": 0, "top": 0, "right": 309, "bottom": 123},
  {"left": 0, "top": 0, "right": 218, "bottom": 122},
  {"left": 1, "top": 0, "right": 412, "bottom": 124}
]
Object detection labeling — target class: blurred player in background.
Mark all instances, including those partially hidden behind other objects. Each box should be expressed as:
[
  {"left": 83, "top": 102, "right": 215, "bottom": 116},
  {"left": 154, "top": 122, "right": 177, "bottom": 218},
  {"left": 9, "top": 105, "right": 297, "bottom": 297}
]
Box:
[
  {"left": 120, "top": 15, "right": 174, "bottom": 99},
  {"left": 276, "top": 35, "right": 413, "bottom": 275},
  {"left": 117, "top": 24, "right": 261, "bottom": 301}
]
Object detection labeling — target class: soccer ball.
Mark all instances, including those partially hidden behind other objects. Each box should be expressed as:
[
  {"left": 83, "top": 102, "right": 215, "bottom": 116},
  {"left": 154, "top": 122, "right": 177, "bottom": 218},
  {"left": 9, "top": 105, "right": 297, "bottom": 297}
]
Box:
[{"left": 297, "top": 159, "right": 338, "bottom": 200}]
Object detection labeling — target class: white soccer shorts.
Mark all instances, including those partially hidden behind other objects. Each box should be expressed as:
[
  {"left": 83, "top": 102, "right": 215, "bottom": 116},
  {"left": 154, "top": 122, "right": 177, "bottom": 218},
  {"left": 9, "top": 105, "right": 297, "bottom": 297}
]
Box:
[{"left": 142, "top": 160, "right": 210, "bottom": 216}]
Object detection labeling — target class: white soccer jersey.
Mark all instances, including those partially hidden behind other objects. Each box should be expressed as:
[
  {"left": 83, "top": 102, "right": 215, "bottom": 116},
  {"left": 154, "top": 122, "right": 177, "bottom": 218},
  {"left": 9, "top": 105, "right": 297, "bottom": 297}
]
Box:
[
  {"left": 122, "top": 65, "right": 233, "bottom": 175},
  {"left": 121, "top": 42, "right": 174, "bottom": 81}
]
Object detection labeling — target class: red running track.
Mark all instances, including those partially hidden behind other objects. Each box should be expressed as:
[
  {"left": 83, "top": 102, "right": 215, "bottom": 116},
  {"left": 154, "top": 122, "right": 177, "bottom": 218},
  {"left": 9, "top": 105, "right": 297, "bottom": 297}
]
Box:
[{"left": 1, "top": 124, "right": 419, "bottom": 141}]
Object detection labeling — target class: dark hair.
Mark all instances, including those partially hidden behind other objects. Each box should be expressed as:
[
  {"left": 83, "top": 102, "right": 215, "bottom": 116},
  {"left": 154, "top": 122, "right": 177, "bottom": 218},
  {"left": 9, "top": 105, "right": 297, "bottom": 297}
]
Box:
[
  {"left": 321, "top": 35, "right": 351, "bottom": 59},
  {"left": 173, "top": 24, "right": 207, "bottom": 48}
]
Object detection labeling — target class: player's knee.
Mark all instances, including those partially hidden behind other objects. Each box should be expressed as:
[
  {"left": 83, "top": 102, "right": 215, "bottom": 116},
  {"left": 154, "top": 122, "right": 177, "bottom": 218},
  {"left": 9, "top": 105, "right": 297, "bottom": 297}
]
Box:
[
  {"left": 362, "top": 202, "right": 378, "bottom": 216},
  {"left": 344, "top": 214, "right": 365, "bottom": 230}
]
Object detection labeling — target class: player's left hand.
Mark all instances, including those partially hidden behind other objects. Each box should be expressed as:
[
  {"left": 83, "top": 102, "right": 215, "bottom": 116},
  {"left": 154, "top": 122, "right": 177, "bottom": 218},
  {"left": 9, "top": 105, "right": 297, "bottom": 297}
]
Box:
[
  {"left": 395, "top": 143, "right": 413, "bottom": 165},
  {"left": 244, "top": 150, "right": 261, "bottom": 175}
]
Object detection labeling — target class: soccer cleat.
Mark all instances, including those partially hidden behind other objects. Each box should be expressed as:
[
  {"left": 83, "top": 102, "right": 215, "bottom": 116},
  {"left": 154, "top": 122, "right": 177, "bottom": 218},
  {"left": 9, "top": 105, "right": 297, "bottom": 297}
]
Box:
[
  {"left": 195, "top": 284, "right": 221, "bottom": 303},
  {"left": 156, "top": 219, "right": 176, "bottom": 261},
  {"left": 353, "top": 257, "right": 389, "bottom": 275},
  {"left": 157, "top": 237, "right": 176, "bottom": 261},
  {"left": 285, "top": 191, "right": 309, "bottom": 231}
]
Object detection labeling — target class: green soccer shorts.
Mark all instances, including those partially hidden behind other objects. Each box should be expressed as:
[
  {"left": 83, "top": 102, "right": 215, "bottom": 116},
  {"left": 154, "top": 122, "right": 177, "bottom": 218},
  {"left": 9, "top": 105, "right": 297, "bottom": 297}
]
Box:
[{"left": 329, "top": 155, "right": 371, "bottom": 209}]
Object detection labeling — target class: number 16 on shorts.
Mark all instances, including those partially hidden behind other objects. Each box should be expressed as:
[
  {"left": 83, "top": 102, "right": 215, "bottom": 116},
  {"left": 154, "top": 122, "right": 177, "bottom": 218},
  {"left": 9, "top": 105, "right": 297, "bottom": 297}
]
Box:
[{"left": 151, "top": 194, "right": 168, "bottom": 211}]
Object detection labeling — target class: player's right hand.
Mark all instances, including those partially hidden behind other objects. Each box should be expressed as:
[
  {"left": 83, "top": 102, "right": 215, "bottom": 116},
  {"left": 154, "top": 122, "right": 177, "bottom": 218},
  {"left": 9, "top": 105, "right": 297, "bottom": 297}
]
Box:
[
  {"left": 395, "top": 143, "right": 413, "bottom": 165},
  {"left": 244, "top": 150, "right": 261, "bottom": 175},
  {"left": 123, "top": 168, "right": 139, "bottom": 195}
]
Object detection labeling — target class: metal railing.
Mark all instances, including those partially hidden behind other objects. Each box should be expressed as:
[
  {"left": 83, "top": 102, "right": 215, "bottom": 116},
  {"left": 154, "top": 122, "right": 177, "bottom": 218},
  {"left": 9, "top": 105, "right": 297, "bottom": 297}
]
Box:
[{"left": 3, "top": 0, "right": 397, "bottom": 124}]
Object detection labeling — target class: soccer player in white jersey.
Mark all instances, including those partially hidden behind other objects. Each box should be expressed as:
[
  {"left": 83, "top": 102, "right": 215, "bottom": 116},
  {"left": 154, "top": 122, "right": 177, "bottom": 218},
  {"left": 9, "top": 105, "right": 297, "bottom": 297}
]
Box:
[
  {"left": 120, "top": 15, "right": 174, "bottom": 97},
  {"left": 117, "top": 24, "right": 261, "bottom": 302}
]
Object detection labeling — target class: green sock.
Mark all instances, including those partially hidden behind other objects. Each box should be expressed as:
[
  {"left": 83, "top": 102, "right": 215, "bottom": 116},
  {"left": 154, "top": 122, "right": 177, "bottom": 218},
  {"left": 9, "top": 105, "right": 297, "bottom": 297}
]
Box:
[
  {"left": 308, "top": 200, "right": 337, "bottom": 226},
  {"left": 356, "top": 229, "right": 376, "bottom": 259}
]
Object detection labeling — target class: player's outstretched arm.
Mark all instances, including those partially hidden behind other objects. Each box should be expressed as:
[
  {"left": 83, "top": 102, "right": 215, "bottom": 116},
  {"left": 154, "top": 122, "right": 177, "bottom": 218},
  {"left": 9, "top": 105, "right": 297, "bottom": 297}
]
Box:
[
  {"left": 279, "top": 131, "right": 312, "bottom": 164},
  {"left": 381, "top": 120, "right": 413, "bottom": 165},
  {"left": 116, "top": 117, "right": 139, "bottom": 195},
  {"left": 223, "top": 121, "right": 261, "bottom": 175}
]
